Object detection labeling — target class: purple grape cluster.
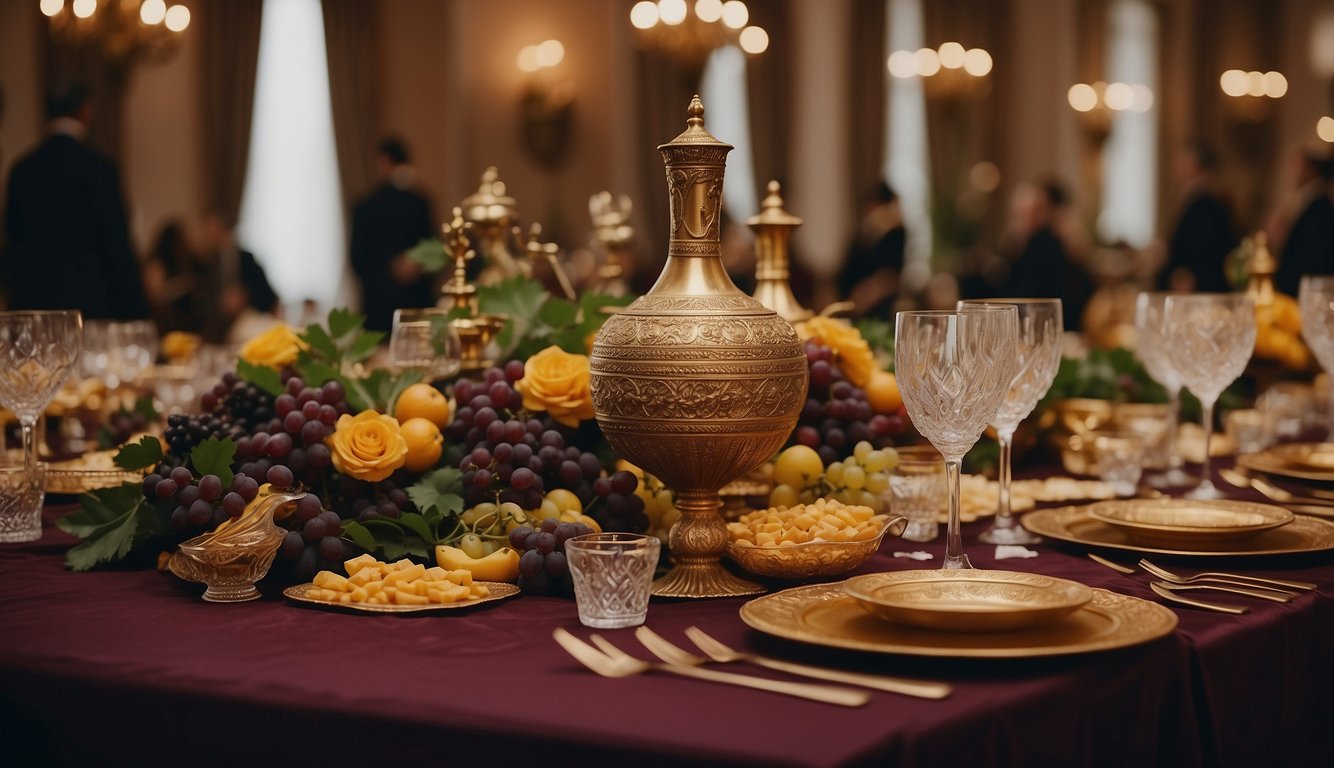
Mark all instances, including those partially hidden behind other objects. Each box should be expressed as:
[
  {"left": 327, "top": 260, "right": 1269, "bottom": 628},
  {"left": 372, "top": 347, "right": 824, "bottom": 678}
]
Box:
[
  {"left": 590, "top": 469, "right": 649, "bottom": 533},
  {"left": 277, "top": 488, "right": 345, "bottom": 580},
  {"left": 337, "top": 472, "right": 415, "bottom": 523},
  {"left": 143, "top": 466, "right": 261, "bottom": 534},
  {"left": 791, "top": 340, "right": 902, "bottom": 465},
  {"left": 507, "top": 518, "right": 593, "bottom": 595},
  {"left": 233, "top": 377, "right": 348, "bottom": 488}
]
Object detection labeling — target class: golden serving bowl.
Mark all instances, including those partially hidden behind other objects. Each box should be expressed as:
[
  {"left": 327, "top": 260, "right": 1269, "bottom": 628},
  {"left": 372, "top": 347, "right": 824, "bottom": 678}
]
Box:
[
  {"left": 169, "top": 490, "right": 302, "bottom": 602},
  {"left": 725, "top": 517, "right": 904, "bottom": 581}
]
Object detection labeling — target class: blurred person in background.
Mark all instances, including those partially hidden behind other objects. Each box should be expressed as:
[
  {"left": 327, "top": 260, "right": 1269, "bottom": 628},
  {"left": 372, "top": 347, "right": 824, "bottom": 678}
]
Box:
[
  {"left": 142, "top": 219, "right": 199, "bottom": 334},
  {"left": 839, "top": 181, "right": 905, "bottom": 319},
  {"left": 1274, "top": 147, "right": 1334, "bottom": 296},
  {"left": 2, "top": 83, "right": 147, "bottom": 318},
  {"left": 350, "top": 137, "right": 435, "bottom": 332},
  {"left": 1159, "top": 140, "right": 1236, "bottom": 293},
  {"left": 197, "top": 210, "right": 278, "bottom": 343},
  {"left": 999, "top": 178, "right": 1090, "bottom": 330}
]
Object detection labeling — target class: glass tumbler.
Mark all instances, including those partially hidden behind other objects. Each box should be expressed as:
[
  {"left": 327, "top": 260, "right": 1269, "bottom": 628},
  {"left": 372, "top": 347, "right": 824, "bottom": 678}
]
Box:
[
  {"left": 889, "top": 446, "right": 945, "bottom": 542},
  {"left": 0, "top": 462, "right": 46, "bottom": 543},
  {"left": 565, "top": 533, "right": 660, "bottom": 629},
  {"left": 1091, "top": 432, "right": 1145, "bottom": 497}
]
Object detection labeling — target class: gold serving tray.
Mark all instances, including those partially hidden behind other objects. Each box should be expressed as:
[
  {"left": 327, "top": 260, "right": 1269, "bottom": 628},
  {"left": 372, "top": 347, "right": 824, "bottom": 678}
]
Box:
[
  {"left": 842, "top": 570, "right": 1093, "bottom": 633},
  {"left": 740, "top": 583, "right": 1176, "bottom": 658},
  {"left": 1022, "top": 504, "right": 1334, "bottom": 557},
  {"left": 45, "top": 450, "right": 147, "bottom": 495},
  {"left": 283, "top": 582, "right": 520, "bottom": 614},
  {"left": 1086, "top": 499, "right": 1293, "bottom": 550},
  {"left": 1238, "top": 443, "right": 1334, "bottom": 482}
]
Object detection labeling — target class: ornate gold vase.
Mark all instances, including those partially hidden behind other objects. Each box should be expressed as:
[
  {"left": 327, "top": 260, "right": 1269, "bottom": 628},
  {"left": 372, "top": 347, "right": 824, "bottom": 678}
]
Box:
[{"left": 588, "top": 97, "right": 808, "bottom": 598}]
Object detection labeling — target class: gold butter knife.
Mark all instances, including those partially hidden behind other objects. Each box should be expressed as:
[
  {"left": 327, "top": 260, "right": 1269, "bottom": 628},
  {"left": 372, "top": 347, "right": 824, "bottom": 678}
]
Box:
[{"left": 1150, "top": 582, "right": 1248, "bottom": 614}]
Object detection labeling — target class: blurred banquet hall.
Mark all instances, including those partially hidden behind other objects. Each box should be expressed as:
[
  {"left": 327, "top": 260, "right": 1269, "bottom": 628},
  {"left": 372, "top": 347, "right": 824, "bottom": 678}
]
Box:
[{"left": 3, "top": 1, "right": 1334, "bottom": 766}]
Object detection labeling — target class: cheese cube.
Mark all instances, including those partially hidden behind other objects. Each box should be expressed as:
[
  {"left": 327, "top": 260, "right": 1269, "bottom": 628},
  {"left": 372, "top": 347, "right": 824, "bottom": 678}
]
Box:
[{"left": 313, "top": 571, "right": 352, "bottom": 592}]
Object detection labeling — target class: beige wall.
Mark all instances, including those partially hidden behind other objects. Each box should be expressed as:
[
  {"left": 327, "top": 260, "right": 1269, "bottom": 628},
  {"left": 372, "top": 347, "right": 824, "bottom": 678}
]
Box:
[{"left": 0, "top": 3, "right": 44, "bottom": 218}]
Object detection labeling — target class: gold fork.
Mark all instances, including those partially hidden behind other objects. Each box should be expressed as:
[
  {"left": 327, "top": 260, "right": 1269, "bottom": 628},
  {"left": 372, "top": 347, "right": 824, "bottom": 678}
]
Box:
[
  {"left": 667, "top": 626, "right": 952, "bottom": 700},
  {"left": 1149, "top": 582, "right": 1249, "bottom": 614},
  {"left": 552, "top": 629, "right": 867, "bottom": 707},
  {"left": 1138, "top": 559, "right": 1315, "bottom": 592}
]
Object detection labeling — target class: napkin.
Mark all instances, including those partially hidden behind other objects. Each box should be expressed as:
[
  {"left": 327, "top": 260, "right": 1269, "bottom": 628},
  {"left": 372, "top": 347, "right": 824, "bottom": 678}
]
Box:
[
  {"left": 892, "top": 551, "right": 934, "bottom": 561},
  {"left": 995, "top": 545, "right": 1038, "bottom": 560}
]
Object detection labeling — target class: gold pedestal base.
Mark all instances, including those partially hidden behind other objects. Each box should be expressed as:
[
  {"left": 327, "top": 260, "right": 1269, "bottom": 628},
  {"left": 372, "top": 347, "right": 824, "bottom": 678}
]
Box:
[{"left": 651, "top": 560, "right": 764, "bottom": 598}]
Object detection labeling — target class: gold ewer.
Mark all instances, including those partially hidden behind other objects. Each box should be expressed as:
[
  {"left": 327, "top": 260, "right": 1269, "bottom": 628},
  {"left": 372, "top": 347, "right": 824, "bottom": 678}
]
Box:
[
  {"left": 589, "top": 97, "right": 808, "bottom": 598},
  {"left": 748, "top": 180, "right": 813, "bottom": 323}
]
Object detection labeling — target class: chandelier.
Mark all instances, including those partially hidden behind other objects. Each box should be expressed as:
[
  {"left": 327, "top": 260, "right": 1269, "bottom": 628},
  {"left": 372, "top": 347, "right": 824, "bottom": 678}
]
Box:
[
  {"left": 40, "top": 0, "right": 191, "bottom": 68},
  {"left": 629, "top": 0, "right": 768, "bottom": 74}
]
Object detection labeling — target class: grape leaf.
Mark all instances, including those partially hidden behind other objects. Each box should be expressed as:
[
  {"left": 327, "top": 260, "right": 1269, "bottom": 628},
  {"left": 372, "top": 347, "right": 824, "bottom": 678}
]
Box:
[
  {"left": 59, "top": 484, "right": 153, "bottom": 571},
  {"left": 188, "top": 437, "right": 236, "bottom": 487},
  {"left": 133, "top": 394, "right": 159, "bottom": 421},
  {"left": 58, "top": 483, "right": 146, "bottom": 537},
  {"left": 236, "top": 359, "right": 284, "bottom": 396},
  {"left": 396, "top": 512, "right": 437, "bottom": 548},
  {"left": 346, "top": 330, "right": 384, "bottom": 364},
  {"left": 340, "top": 520, "right": 378, "bottom": 552},
  {"left": 327, "top": 308, "right": 365, "bottom": 342},
  {"left": 478, "top": 276, "right": 549, "bottom": 355},
  {"left": 301, "top": 324, "right": 339, "bottom": 361},
  {"left": 407, "top": 237, "right": 448, "bottom": 272},
  {"left": 538, "top": 297, "right": 578, "bottom": 327},
  {"left": 406, "top": 467, "right": 463, "bottom": 523},
  {"left": 113, "top": 435, "right": 163, "bottom": 471}
]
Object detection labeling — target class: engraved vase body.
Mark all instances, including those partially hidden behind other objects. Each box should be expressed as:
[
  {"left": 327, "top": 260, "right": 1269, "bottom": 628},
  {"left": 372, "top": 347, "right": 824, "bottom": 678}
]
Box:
[{"left": 589, "top": 98, "right": 807, "bottom": 598}]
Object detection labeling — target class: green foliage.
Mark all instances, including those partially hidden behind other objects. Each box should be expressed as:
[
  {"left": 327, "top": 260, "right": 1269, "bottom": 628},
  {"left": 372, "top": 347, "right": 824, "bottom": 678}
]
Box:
[
  {"left": 1041, "top": 347, "right": 1168, "bottom": 406},
  {"left": 113, "top": 435, "right": 163, "bottom": 471},
  {"left": 236, "top": 360, "right": 283, "bottom": 396},
  {"left": 188, "top": 437, "right": 235, "bottom": 488},
  {"left": 288, "top": 308, "right": 417, "bottom": 413},
  {"left": 97, "top": 396, "right": 160, "bottom": 449},
  {"left": 57, "top": 483, "right": 163, "bottom": 572},
  {"left": 407, "top": 237, "right": 448, "bottom": 272},
  {"left": 478, "top": 275, "right": 634, "bottom": 360},
  {"left": 343, "top": 468, "right": 465, "bottom": 563},
  {"left": 855, "top": 318, "right": 895, "bottom": 370}
]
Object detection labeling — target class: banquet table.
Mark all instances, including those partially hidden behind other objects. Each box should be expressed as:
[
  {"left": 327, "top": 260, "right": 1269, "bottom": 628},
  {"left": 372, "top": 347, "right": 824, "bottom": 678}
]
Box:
[{"left": 3, "top": 472, "right": 1333, "bottom": 768}]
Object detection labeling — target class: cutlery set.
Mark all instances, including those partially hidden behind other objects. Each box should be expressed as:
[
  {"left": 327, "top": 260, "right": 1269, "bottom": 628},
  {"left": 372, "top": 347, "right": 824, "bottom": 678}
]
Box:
[
  {"left": 554, "top": 624, "right": 952, "bottom": 707},
  {"left": 1088, "top": 553, "right": 1317, "bottom": 614}
]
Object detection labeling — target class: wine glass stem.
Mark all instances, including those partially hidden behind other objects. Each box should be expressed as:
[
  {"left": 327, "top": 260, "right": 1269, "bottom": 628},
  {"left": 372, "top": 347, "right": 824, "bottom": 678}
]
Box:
[
  {"left": 942, "top": 458, "right": 971, "bottom": 570},
  {"left": 1199, "top": 399, "right": 1216, "bottom": 489},
  {"left": 1166, "top": 387, "right": 1182, "bottom": 472},
  {"left": 20, "top": 416, "right": 37, "bottom": 470},
  {"left": 994, "top": 427, "right": 1016, "bottom": 527}
]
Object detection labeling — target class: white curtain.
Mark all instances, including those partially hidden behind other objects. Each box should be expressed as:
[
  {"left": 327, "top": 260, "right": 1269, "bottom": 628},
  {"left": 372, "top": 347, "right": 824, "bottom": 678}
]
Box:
[
  {"left": 237, "top": 0, "right": 351, "bottom": 318},
  {"left": 701, "top": 45, "right": 760, "bottom": 221},
  {"left": 1100, "top": 0, "right": 1158, "bottom": 247},
  {"left": 884, "top": 0, "right": 932, "bottom": 286}
]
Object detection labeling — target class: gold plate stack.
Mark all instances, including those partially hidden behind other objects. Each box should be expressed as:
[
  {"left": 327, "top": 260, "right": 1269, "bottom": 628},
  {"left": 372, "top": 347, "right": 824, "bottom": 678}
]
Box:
[
  {"left": 1086, "top": 499, "right": 1293, "bottom": 550},
  {"left": 842, "top": 570, "right": 1094, "bottom": 633},
  {"left": 1238, "top": 443, "right": 1334, "bottom": 482}
]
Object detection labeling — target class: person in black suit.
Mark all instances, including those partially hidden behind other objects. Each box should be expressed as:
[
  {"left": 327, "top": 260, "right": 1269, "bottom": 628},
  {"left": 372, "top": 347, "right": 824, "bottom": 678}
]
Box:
[
  {"left": 1274, "top": 149, "right": 1334, "bottom": 296},
  {"left": 1160, "top": 141, "right": 1237, "bottom": 293},
  {"left": 1000, "top": 179, "right": 1090, "bottom": 330},
  {"left": 349, "top": 138, "right": 435, "bottom": 332},
  {"left": 2, "top": 84, "right": 148, "bottom": 319},
  {"left": 839, "top": 182, "right": 906, "bottom": 319}
]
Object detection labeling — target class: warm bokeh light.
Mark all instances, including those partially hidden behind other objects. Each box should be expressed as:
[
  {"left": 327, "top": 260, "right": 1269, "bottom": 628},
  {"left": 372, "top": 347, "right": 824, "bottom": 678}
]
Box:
[
  {"left": 657, "top": 0, "right": 687, "bottom": 26},
  {"left": 914, "top": 47, "right": 940, "bottom": 77},
  {"left": 1067, "top": 83, "right": 1098, "bottom": 112},
  {"left": 963, "top": 48, "right": 992, "bottom": 77},
  {"left": 720, "top": 0, "right": 748, "bottom": 29},
  {"left": 1244, "top": 70, "right": 1266, "bottom": 97},
  {"left": 536, "top": 39, "right": 564, "bottom": 68},
  {"left": 72, "top": 0, "right": 95, "bottom": 19},
  {"left": 1319, "top": 116, "right": 1334, "bottom": 143},
  {"left": 1263, "top": 71, "right": 1288, "bottom": 98},
  {"left": 164, "top": 4, "right": 189, "bottom": 31},
  {"left": 140, "top": 0, "right": 166, "bottom": 25},
  {"left": 739, "top": 26, "right": 768, "bottom": 55},
  {"left": 1104, "top": 81, "right": 1134, "bottom": 111},
  {"left": 630, "top": 0, "right": 659, "bottom": 29},
  {"left": 1219, "top": 69, "right": 1248, "bottom": 97},
  {"left": 517, "top": 45, "right": 540, "bottom": 72},
  {"left": 937, "top": 41, "right": 965, "bottom": 69},
  {"left": 1131, "top": 84, "right": 1154, "bottom": 112},
  {"left": 887, "top": 50, "right": 916, "bottom": 78},
  {"left": 969, "top": 161, "right": 1001, "bottom": 193},
  {"left": 39, "top": 0, "right": 64, "bottom": 17},
  {"left": 695, "top": 0, "right": 723, "bottom": 23}
]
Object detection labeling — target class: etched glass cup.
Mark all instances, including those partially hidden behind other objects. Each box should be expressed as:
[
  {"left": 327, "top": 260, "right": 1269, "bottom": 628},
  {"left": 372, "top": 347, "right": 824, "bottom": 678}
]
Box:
[
  {"left": 1162, "top": 293, "right": 1256, "bottom": 499},
  {"left": 1134, "top": 292, "right": 1190, "bottom": 487},
  {"left": 890, "top": 445, "right": 945, "bottom": 542},
  {"left": 0, "top": 462, "right": 46, "bottom": 542},
  {"left": 960, "top": 298, "right": 1062, "bottom": 545},
  {"left": 391, "top": 309, "right": 463, "bottom": 382},
  {"left": 1300, "top": 275, "right": 1334, "bottom": 440},
  {"left": 0, "top": 311, "right": 83, "bottom": 469},
  {"left": 566, "top": 532, "right": 661, "bottom": 628},
  {"left": 894, "top": 306, "right": 1017, "bottom": 569}
]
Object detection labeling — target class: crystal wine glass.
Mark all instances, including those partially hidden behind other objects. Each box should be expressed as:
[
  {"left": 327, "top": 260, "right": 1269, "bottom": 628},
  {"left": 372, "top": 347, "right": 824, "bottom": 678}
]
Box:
[
  {"left": 1300, "top": 276, "right": 1334, "bottom": 440},
  {"left": 0, "top": 311, "right": 84, "bottom": 468},
  {"left": 895, "top": 306, "right": 1017, "bottom": 569},
  {"left": 960, "top": 299, "right": 1063, "bottom": 545},
  {"left": 1162, "top": 293, "right": 1255, "bottom": 499},
  {"left": 391, "top": 308, "right": 463, "bottom": 381},
  {"left": 1134, "top": 292, "right": 1191, "bottom": 487}
]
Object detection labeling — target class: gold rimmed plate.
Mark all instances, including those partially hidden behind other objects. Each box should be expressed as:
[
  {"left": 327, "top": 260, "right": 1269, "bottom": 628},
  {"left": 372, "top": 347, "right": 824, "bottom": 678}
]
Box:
[
  {"left": 44, "top": 449, "right": 149, "bottom": 495},
  {"left": 740, "top": 584, "right": 1176, "bottom": 658},
  {"left": 1022, "top": 504, "right": 1334, "bottom": 557},
  {"left": 1086, "top": 499, "right": 1293, "bottom": 550},
  {"left": 283, "top": 582, "right": 520, "bottom": 614},
  {"left": 1238, "top": 443, "right": 1334, "bottom": 483},
  {"left": 843, "top": 570, "right": 1094, "bottom": 633}
]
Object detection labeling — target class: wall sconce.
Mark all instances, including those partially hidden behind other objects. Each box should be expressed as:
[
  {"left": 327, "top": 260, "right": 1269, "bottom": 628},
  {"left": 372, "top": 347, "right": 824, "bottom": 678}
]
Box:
[
  {"left": 1218, "top": 69, "right": 1286, "bottom": 122},
  {"left": 887, "top": 42, "right": 992, "bottom": 99},
  {"left": 516, "top": 39, "right": 574, "bottom": 169},
  {"left": 1318, "top": 116, "right": 1334, "bottom": 143},
  {"left": 629, "top": 0, "right": 768, "bottom": 82}
]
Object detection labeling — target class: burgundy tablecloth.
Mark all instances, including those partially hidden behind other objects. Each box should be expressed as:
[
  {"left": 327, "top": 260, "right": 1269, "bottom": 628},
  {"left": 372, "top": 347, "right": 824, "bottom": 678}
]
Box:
[{"left": 2, "top": 479, "right": 1332, "bottom": 767}]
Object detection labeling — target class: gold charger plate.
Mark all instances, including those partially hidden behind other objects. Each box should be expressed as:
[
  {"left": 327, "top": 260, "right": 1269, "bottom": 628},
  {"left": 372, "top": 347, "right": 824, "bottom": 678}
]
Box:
[
  {"left": 1086, "top": 499, "right": 1293, "bottom": 550},
  {"left": 283, "top": 582, "right": 520, "bottom": 614},
  {"left": 740, "top": 583, "right": 1176, "bottom": 658},
  {"left": 842, "top": 569, "right": 1093, "bottom": 633},
  {"left": 45, "top": 450, "right": 147, "bottom": 495},
  {"left": 1022, "top": 504, "right": 1334, "bottom": 557},
  {"left": 1238, "top": 443, "right": 1334, "bottom": 483}
]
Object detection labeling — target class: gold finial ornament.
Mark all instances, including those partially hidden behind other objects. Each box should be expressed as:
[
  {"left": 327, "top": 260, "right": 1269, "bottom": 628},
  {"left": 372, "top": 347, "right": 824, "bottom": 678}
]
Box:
[
  {"left": 436, "top": 205, "right": 506, "bottom": 372},
  {"left": 589, "top": 97, "right": 808, "bottom": 598},
  {"left": 461, "top": 167, "right": 523, "bottom": 280},
  {"left": 589, "top": 192, "right": 635, "bottom": 296},
  {"left": 1246, "top": 231, "right": 1277, "bottom": 309},
  {"left": 748, "top": 180, "right": 812, "bottom": 323},
  {"left": 519, "top": 223, "right": 577, "bottom": 301}
]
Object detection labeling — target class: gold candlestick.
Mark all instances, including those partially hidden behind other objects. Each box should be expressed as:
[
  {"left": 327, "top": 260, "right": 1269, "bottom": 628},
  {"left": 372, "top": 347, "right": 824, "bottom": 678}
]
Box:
[
  {"left": 748, "top": 180, "right": 812, "bottom": 323},
  {"left": 589, "top": 191, "right": 635, "bottom": 296},
  {"left": 437, "top": 206, "right": 505, "bottom": 372},
  {"left": 461, "top": 167, "right": 523, "bottom": 281}
]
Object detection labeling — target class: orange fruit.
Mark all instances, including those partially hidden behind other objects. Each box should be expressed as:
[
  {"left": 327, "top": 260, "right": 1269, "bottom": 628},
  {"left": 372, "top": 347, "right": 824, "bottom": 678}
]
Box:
[
  {"left": 395, "top": 383, "right": 452, "bottom": 428},
  {"left": 400, "top": 417, "right": 444, "bottom": 473},
  {"left": 865, "top": 369, "right": 903, "bottom": 414}
]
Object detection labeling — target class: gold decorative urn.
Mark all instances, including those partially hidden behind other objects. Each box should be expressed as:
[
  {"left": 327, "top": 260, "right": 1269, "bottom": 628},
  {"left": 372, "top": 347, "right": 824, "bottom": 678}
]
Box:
[
  {"left": 588, "top": 97, "right": 808, "bottom": 598},
  {"left": 748, "top": 180, "right": 812, "bottom": 323}
]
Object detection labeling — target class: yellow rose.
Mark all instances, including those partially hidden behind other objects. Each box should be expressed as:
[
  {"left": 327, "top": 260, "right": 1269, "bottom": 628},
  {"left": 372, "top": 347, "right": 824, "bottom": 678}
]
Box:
[
  {"left": 239, "top": 324, "right": 305, "bottom": 369},
  {"left": 796, "top": 317, "right": 876, "bottom": 387},
  {"left": 325, "top": 411, "right": 408, "bottom": 482},
  {"left": 516, "top": 345, "right": 596, "bottom": 428}
]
